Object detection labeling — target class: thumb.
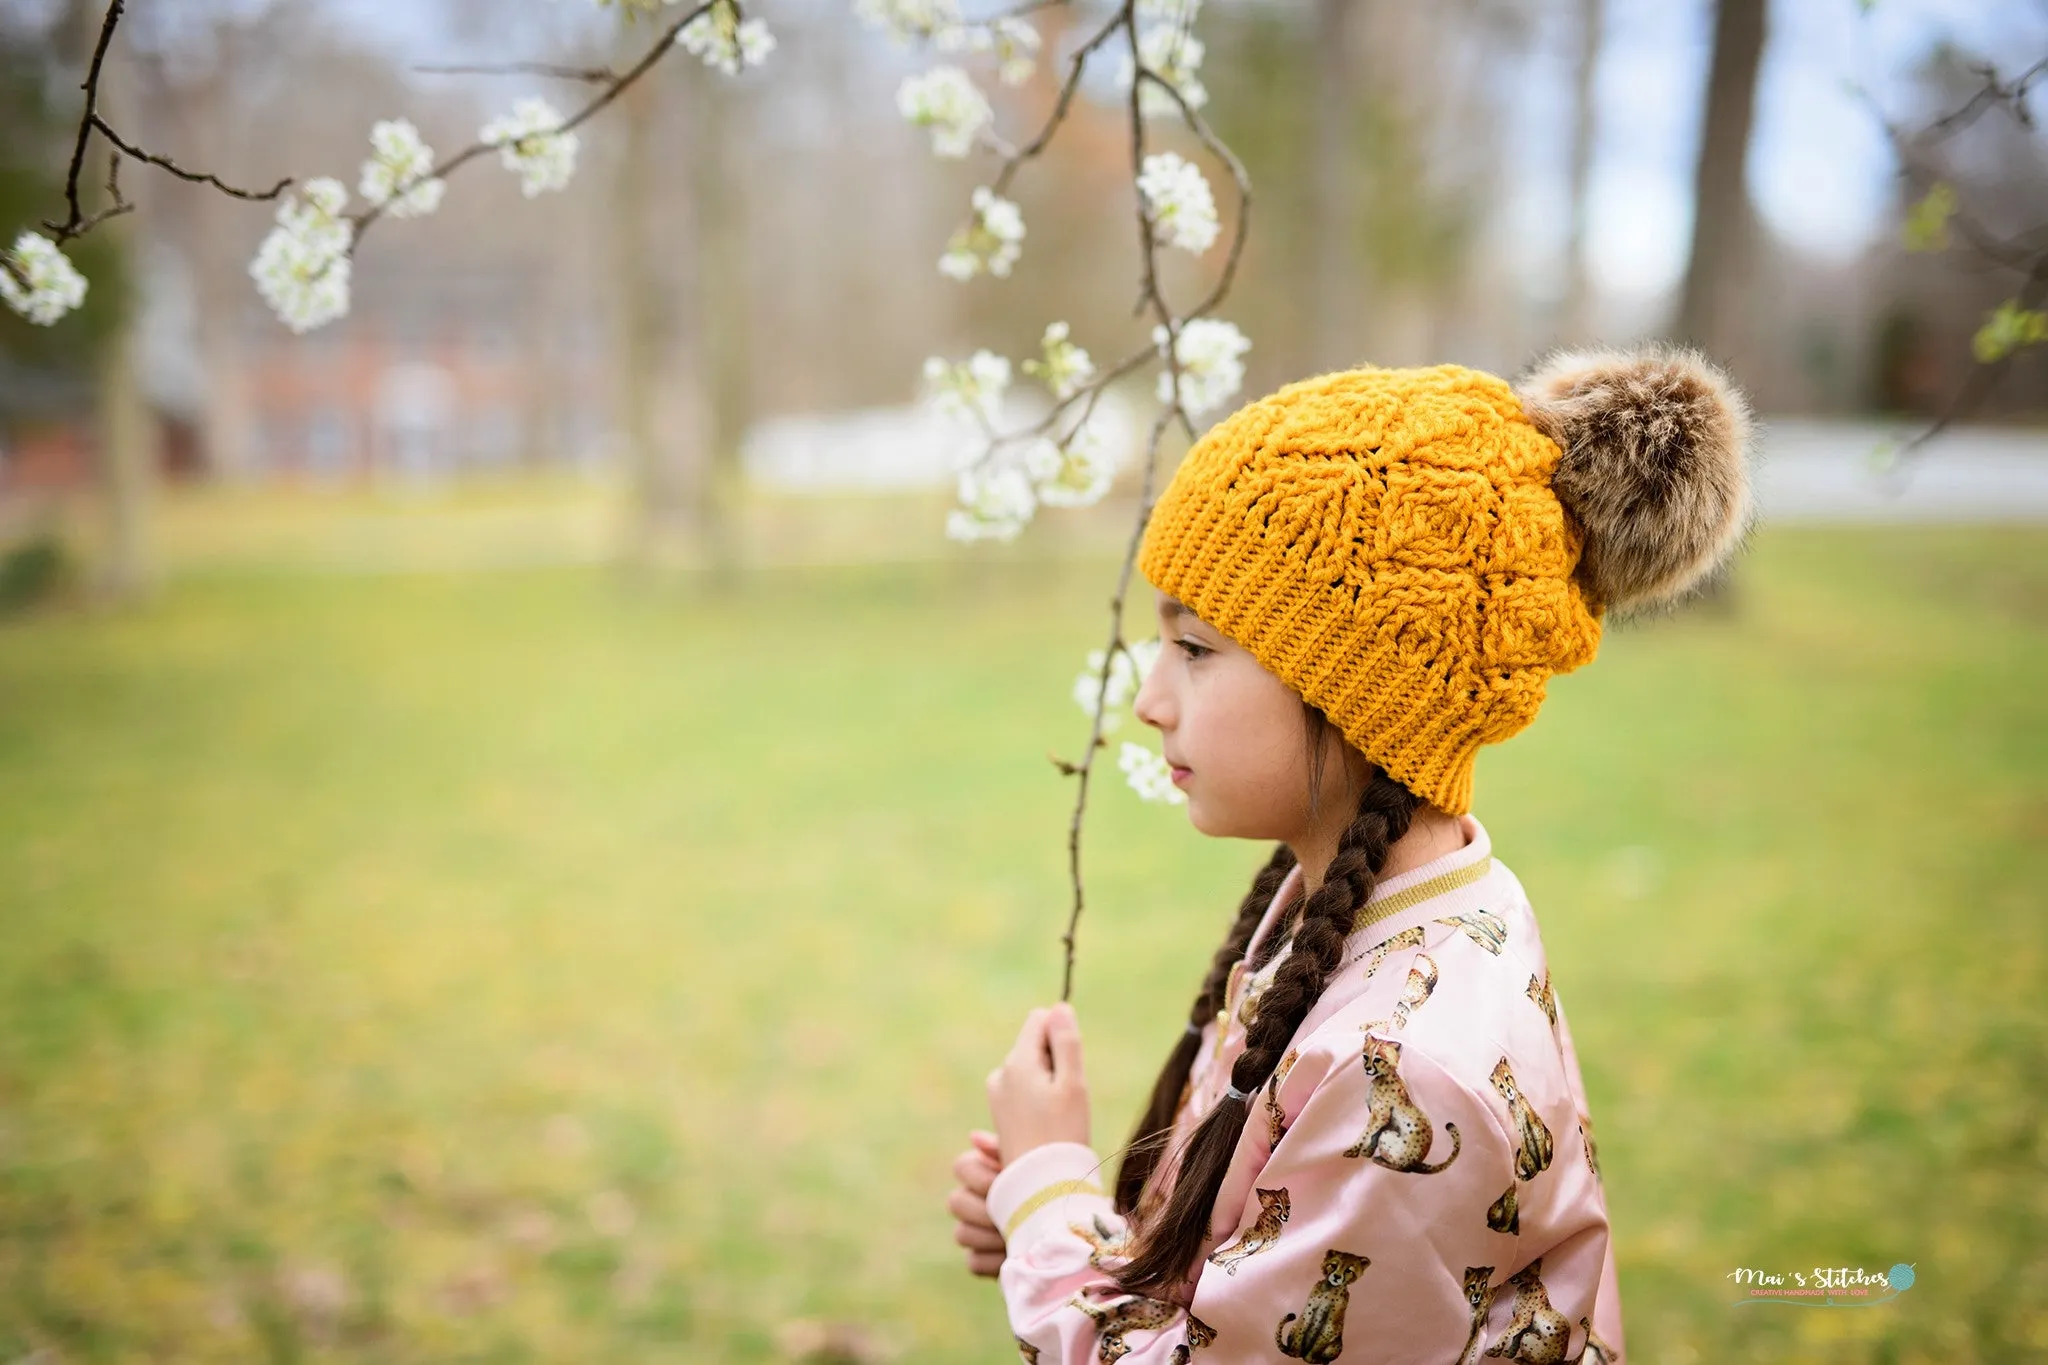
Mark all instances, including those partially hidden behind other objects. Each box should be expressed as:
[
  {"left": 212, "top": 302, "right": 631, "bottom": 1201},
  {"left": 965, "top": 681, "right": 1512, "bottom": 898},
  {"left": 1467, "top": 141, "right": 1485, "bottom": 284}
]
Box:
[{"left": 1046, "top": 1003, "right": 1085, "bottom": 1083}]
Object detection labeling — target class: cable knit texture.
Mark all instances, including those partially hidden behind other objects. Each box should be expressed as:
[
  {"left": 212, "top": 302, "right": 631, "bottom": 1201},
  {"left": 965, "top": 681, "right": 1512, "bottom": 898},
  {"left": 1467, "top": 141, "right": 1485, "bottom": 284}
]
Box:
[{"left": 1138, "top": 362, "right": 1602, "bottom": 815}]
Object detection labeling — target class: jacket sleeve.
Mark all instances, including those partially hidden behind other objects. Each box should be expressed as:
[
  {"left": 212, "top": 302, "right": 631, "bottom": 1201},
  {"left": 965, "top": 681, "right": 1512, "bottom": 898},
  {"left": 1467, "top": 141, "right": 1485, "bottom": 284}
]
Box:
[
  {"left": 986, "top": 1030, "right": 1581, "bottom": 1363},
  {"left": 984, "top": 1140, "right": 1199, "bottom": 1363}
]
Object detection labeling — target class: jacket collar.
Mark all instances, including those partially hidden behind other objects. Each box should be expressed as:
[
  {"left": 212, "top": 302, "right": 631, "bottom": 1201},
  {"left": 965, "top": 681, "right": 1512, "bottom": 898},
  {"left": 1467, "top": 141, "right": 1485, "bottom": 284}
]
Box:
[{"left": 1245, "top": 813, "right": 1494, "bottom": 966}]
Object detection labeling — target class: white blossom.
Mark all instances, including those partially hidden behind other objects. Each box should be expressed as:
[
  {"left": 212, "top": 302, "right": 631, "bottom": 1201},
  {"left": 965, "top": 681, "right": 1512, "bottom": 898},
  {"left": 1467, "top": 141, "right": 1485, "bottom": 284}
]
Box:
[
  {"left": 1026, "top": 421, "right": 1114, "bottom": 508},
  {"left": 1072, "top": 639, "right": 1160, "bottom": 730},
  {"left": 1119, "top": 741, "right": 1185, "bottom": 804},
  {"left": 988, "top": 17, "right": 1041, "bottom": 85},
  {"left": 480, "top": 97, "right": 580, "bottom": 198},
  {"left": 1154, "top": 317, "right": 1249, "bottom": 417},
  {"left": 897, "top": 65, "right": 992, "bottom": 158},
  {"left": 1136, "top": 0, "right": 1202, "bottom": 21},
  {"left": 855, "top": 0, "right": 964, "bottom": 46},
  {"left": 679, "top": 2, "right": 776, "bottom": 75},
  {"left": 930, "top": 14, "right": 1037, "bottom": 81},
  {"left": 358, "top": 118, "right": 445, "bottom": 219},
  {"left": 939, "top": 186, "right": 1025, "bottom": 280},
  {"left": 945, "top": 462, "right": 1036, "bottom": 542},
  {"left": 922, "top": 349, "right": 1011, "bottom": 428},
  {"left": 1021, "top": 320, "right": 1094, "bottom": 400},
  {"left": 1137, "top": 151, "right": 1219, "bottom": 254},
  {"left": 1119, "top": 23, "right": 1207, "bottom": 116},
  {"left": 248, "top": 177, "right": 354, "bottom": 334},
  {"left": 0, "top": 231, "right": 87, "bottom": 326}
]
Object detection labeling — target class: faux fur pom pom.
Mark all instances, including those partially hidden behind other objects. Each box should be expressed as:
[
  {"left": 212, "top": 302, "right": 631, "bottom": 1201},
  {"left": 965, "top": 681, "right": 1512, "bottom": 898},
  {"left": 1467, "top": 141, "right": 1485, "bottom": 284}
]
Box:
[{"left": 1513, "top": 345, "right": 1754, "bottom": 614}]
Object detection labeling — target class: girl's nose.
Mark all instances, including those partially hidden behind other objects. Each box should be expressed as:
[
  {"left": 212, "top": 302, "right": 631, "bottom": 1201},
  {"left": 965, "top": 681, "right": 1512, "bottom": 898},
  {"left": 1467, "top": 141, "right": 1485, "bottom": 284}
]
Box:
[{"left": 1133, "top": 653, "right": 1170, "bottom": 730}]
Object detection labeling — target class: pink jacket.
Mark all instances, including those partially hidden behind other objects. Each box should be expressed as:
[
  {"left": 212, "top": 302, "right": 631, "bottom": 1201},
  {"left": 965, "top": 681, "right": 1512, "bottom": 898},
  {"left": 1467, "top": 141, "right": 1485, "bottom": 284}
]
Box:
[{"left": 985, "top": 814, "right": 1625, "bottom": 1364}]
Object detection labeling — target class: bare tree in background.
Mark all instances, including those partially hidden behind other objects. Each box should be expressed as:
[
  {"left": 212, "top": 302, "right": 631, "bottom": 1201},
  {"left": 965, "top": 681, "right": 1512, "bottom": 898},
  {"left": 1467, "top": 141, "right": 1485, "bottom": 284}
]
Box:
[
  {"left": 1561, "top": 0, "right": 1603, "bottom": 342},
  {"left": 684, "top": 67, "right": 750, "bottom": 587},
  {"left": 1673, "top": 0, "right": 1766, "bottom": 358},
  {"left": 1309, "top": 0, "right": 1360, "bottom": 368}
]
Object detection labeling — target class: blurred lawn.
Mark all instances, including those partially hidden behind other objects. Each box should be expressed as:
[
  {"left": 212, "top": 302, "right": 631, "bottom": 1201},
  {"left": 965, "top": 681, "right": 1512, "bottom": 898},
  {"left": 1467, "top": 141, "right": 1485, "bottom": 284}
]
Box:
[{"left": 0, "top": 516, "right": 2043, "bottom": 1364}]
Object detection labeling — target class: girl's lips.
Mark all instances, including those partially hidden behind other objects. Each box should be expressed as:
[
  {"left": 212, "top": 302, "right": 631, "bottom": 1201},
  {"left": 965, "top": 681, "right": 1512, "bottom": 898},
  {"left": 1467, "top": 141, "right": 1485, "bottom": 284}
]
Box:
[{"left": 1170, "top": 765, "right": 1192, "bottom": 786}]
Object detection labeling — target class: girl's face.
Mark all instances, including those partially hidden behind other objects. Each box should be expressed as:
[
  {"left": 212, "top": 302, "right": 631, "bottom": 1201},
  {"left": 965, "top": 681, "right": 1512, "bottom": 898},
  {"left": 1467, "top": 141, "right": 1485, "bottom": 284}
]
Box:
[{"left": 1133, "top": 588, "right": 1365, "bottom": 844}]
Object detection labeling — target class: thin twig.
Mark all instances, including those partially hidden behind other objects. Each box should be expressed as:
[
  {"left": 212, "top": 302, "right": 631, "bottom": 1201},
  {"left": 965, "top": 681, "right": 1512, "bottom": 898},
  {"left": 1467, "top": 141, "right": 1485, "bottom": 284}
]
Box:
[
  {"left": 1061, "top": 402, "right": 1181, "bottom": 1003},
  {"left": 1893, "top": 252, "right": 2048, "bottom": 461},
  {"left": 1140, "top": 69, "right": 1253, "bottom": 329},
  {"left": 988, "top": 7, "right": 1128, "bottom": 198},
  {"left": 88, "top": 115, "right": 292, "bottom": 204},
  {"left": 1919, "top": 55, "right": 2048, "bottom": 144},
  {"left": 28, "top": 0, "right": 725, "bottom": 268},
  {"left": 412, "top": 61, "right": 621, "bottom": 83},
  {"left": 46, "top": 0, "right": 126, "bottom": 245},
  {"left": 60, "top": 148, "right": 135, "bottom": 239},
  {"left": 1062, "top": 0, "right": 1227, "bottom": 1001},
  {"left": 350, "top": 0, "right": 718, "bottom": 245}
]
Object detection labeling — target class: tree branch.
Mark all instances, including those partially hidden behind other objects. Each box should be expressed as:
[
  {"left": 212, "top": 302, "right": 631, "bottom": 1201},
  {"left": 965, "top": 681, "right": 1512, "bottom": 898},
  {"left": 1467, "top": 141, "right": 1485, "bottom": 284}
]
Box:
[
  {"left": 1858, "top": 52, "right": 2048, "bottom": 462},
  {"left": 1893, "top": 251, "right": 2048, "bottom": 461},
  {"left": 1918, "top": 54, "right": 2048, "bottom": 144},
  {"left": 1060, "top": 0, "right": 1233, "bottom": 1001},
  {"left": 412, "top": 61, "right": 621, "bottom": 84},
  {"left": 988, "top": 7, "right": 1127, "bottom": 198},
  {"left": 46, "top": 0, "right": 126, "bottom": 245},
  {"left": 348, "top": 0, "right": 718, "bottom": 248},
  {"left": 86, "top": 115, "right": 293, "bottom": 205}
]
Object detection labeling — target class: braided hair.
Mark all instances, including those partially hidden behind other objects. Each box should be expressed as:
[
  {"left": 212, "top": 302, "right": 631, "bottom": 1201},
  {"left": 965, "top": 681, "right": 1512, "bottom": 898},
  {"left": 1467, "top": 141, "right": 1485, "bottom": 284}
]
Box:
[{"left": 1109, "top": 704, "right": 1420, "bottom": 1297}]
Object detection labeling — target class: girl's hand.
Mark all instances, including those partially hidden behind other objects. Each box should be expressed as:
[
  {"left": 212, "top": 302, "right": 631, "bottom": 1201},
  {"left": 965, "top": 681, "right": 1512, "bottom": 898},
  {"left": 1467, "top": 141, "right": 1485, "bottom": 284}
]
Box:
[
  {"left": 946, "top": 1129, "right": 1005, "bottom": 1278},
  {"left": 986, "top": 1002, "right": 1091, "bottom": 1163}
]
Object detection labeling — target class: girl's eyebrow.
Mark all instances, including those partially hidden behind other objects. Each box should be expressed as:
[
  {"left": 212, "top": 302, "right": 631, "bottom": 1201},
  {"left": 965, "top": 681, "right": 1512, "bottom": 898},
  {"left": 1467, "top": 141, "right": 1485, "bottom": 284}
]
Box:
[{"left": 1160, "top": 596, "right": 1197, "bottom": 620}]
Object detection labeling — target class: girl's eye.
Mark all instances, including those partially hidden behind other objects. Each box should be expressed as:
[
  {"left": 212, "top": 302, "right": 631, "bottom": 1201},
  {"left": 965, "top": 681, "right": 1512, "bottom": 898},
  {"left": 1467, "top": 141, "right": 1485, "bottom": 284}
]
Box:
[{"left": 1175, "top": 637, "right": 1212, "bottom": 660}]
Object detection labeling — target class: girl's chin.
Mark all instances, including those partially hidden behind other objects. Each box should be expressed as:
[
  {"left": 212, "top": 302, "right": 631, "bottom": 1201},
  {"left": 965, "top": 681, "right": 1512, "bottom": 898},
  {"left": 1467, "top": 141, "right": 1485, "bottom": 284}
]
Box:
[
  {"left": 1184, "top": 800, "right": 1241, "bottom": 839},
  {"left": 1185, "top": 800, "right": 1286, "bottom": 844}
]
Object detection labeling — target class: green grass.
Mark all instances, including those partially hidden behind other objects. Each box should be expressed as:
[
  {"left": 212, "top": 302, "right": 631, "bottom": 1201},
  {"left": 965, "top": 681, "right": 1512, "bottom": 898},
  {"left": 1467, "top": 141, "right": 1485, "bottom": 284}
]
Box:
[{"left": 0, "top": 520, "right": 2043, "bottom": 1363}]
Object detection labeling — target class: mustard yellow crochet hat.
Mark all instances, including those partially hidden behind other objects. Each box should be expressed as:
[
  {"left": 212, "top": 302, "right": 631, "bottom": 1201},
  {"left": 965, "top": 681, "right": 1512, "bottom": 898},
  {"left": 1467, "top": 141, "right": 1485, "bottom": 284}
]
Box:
[{"left": 1136, "top": 347, "right": 1754, "bottom": 815}]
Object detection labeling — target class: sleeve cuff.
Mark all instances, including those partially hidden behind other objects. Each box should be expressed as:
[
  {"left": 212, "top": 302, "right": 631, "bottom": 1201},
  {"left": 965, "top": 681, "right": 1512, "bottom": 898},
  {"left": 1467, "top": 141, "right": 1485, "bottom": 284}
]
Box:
[{"left": 985, "top": 1141, "right": 1117, "bottom": 1256}]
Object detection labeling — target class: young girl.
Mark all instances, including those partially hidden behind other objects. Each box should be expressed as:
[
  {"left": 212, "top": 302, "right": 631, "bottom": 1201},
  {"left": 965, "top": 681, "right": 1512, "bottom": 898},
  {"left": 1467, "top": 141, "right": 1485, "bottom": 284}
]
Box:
[{"left": 945, "top": 348, "right": 1752, "bottom": 1363}]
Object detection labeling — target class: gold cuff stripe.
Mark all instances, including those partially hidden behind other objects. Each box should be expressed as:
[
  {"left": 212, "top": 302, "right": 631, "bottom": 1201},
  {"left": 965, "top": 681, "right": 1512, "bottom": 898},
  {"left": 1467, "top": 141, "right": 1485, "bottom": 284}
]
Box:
[
  {"left": 1003, "top": 1179, "right": 1107, "bottom": 1239},
  {"left": 1354, "top": 857, "right": 1492, "bottom": 933}
]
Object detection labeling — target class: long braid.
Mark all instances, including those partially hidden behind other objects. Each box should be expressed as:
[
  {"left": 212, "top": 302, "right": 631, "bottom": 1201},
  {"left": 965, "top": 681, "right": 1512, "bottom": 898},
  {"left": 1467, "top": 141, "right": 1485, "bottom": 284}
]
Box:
[
  {"left": 1111, "top": 766, "right": 1420, "bottom": 1297},
  {"left": 1112, "top": 841, "right": 1297, "bottom": 1216}
]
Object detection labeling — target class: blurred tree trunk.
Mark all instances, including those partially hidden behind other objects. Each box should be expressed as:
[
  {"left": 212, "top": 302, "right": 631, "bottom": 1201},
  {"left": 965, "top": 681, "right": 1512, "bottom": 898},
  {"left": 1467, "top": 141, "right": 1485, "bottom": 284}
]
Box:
[
  {"left": 1561, "top": 0, "right": 1604, "bottom": 342},
  {"left": 1672, "top": 0, "right": 1766, "bottom": 356},
  {"left": 64, "top": 6, "right": 156, "bottom": 599},
  {"left": 1672, "top": 0, "right": 1765, "bottom": 616},
  {"left": 616, "top": 70, "right": 675, "bottom": 569},
  {"left": 1310, "top": 0, "right": 1361, "bottom": 369},
  {"left": 686, "top": 73, "right": 749, "bottom": 588},
  {"left": 93, "top": 266, "right": 155, "bottom": 599},
  {"left": 172, "top": 56, "right": 257, "bottom": 481}
]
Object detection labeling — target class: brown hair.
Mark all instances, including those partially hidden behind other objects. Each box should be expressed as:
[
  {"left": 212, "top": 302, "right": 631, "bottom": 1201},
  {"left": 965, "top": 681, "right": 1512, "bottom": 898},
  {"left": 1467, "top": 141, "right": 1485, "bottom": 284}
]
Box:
[{"left": 1108, "top": 701, "right": 1419, "bottom": 1296}]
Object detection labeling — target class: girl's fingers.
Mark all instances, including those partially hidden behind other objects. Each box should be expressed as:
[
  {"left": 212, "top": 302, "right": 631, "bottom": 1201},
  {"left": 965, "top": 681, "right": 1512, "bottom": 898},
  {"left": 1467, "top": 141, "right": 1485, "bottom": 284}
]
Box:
[
  {"left": 945, "top": 1185, "right": 995, "bottom": 1227},
  {"left": 1045, "top": 1002, "right": 1085, "bottom": 1083},
  {"left": 969, "top": 1128, "right": 1002, "bottom": 1159},
  {"left": 1008, "top": 1008, "right": 1051, "bottom": 1067},
  {"left": 966, "top": 1248, "right": 1004, "bottom": 1278},
  {"left": 952, "top": 1220, "right": 1006, "bottom": 1252},
  {"left": 952, "top": 1148, "right": 997, "bottom": 1195}
]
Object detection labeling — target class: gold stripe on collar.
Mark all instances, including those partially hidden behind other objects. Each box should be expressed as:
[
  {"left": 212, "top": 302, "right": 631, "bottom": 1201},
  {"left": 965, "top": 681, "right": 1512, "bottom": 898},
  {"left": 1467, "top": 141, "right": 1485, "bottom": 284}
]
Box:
[{"left": 1353, "top": 856, "right": 1492, "bottom": 934}]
